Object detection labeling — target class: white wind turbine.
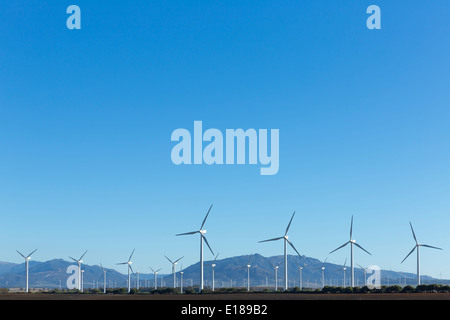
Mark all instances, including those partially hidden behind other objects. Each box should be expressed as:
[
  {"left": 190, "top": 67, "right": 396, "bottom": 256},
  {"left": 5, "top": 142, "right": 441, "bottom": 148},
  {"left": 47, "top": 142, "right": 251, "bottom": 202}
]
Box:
[
  {"left": 100, "top": 263, "right": 107, "bottom": 294},
  {"left": 176, "top": 204, "right": 215, "bottom": 291},
  {"left": 239, "top": 254, "right": 253, "bottom": 292},
  {"left": 401, "top": 222, "right": 443, "bottom": 286},
  {"left": 180, "top": 264, "right": 184, "bottom": 293},
  {"left": 16, "top": 249, "right": 37, "bottom": 293},
  {"left": 357, "top": 264, "right": 368, "bottom": 286},
  {"left": 117, "top": 249, "right": 135, "bottom": 293},
  {"left": 69, "top": 250, "right": 87, "bottom": 291},
  {"left": 210, "top": 253, "right": 219, "bottom": 291},
  {"left": 165, "top": 255, "right": 183, "bottom": 288},
  {"left": 271, "top": 261, "right": 283, "bottom": 291},
  {"left": 329, "top": 216, "right": 371, "bottom": 287},
  {"left": 338, "top": 258, "right": 348, "bottom": 287},
  {"left": 258, "top": 211, "right": 302, "bottom": 291},
  {"left": 149, "top": 267, "right": 162, "bottom": 290},
  {"left": 316, "top": 257, "right": 328, "bottom": 288},
  {"left": 295, "top": 262, "right": 303, "bottom": 290}
]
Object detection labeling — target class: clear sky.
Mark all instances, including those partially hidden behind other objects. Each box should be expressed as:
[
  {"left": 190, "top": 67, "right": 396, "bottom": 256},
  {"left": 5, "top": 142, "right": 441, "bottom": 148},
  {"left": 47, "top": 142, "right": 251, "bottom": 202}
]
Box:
[{"left": 0, "top": 1, "right": 449, "bottom": 279}]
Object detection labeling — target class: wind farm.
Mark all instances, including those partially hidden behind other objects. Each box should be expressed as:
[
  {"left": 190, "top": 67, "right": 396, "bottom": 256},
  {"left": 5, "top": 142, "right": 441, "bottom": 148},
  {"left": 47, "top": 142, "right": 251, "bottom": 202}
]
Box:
[{"left": 0, "top": 209, "right": 447, "bottom": 300}]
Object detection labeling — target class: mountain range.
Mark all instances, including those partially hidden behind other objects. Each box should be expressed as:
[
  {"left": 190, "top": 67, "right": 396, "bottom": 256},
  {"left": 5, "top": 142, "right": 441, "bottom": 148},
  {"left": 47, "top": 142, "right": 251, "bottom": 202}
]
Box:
[{"left": 0, "top": 254, "right": 447, "bottom": 290}]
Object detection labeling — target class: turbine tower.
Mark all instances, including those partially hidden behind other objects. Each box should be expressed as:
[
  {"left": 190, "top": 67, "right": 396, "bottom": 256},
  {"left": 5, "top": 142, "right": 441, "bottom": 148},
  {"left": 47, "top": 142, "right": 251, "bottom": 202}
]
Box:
[
  {"left": 357, "top": 264, "right": 368, "bottom": 286},
  {"left": 316, "top": 257, "right": 328, "bottom": 288},
  {"left": 165, "top": 255, "right": 183, "bottom": 288},
  {"left": 295, "top": 262, "right": 303, "bottom": 290},
  {"left": 401, "top": 222, "right": 443, "bottom": 286},
  {"left": 271, "top": 261, "right": 283, "bottom": 291},
  {"left": 258, "top": 211, "right": 302, "bottom": 290},
  {"left": 210, "top": 253, "right": 219, "bottom": 291},
  {"left": 117, "top": 249, "right": 135, "bottom": 293},
  {"left": 16, "top": 249, "right": 37, "bottom": 293},
  {"left": 329, "top": 215, "right": 371, "bottom": 287},
  {"left": 339, "top": 258, "right": 348, "bottom": 287},
  {"left": 149, "top": 267, "right": 162, "bottom": 290},
  {"left": 176, "top": 204, "right": 215, "bottom": 291},
  {"left": 69, "top": 250, "right": 87, "bottom": 291},
  {"left": 100, "top": 263, "right": 107, "bottom": 294},
  {"left": 239, "top": 254, "right": 253, "bottom": 292}
]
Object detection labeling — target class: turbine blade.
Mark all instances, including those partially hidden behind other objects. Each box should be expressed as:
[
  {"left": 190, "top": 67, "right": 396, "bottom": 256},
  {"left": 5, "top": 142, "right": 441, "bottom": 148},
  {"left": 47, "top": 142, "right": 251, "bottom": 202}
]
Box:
[
  {"left": 149, "top": 266, "right": 155, "bottom": 273},
  {"left": 26, "top": 249, "right": 38, "bottom": 258},
  {"left": 258, "top": 236, "right": 284, "bottom": 243},
  {"left": 213, "top": 252, "right": 220, "bottom": 263},
  {"left": 409, "top": 222, "right": 418, "bottom": 245},
  {"left": 174, "top": 256, "right": 184, "bottom": 263},
  {"left": 200, "top": 204, "right": 213, "bottom": 230},
  {"left": 421, "top": 244, "right": 443, "bottom": 250},
  {"left": 343, "top": 258, "right": 347, "bottom": 268},
  {"left": 287, "top": 239, "right": 302, "bottom": 257},
  {"left": 350, "top": 215, "right": 353, "bottom": 240},
  {"left": 354, "top": 242, "right": 372, "bottom": 255},
  {"left": 247, "top": 253, "right": 253, "bottom": 265},
  {"left": 16, "top": 250, "right": 26, "bottom": 259},
  {"left": 401, "top": 246, "right": 417, "bottom": 264},
  {"left": 202, "top": 235, "right": 214, "bottom": 256},
  {"left": 79, "top": 250, "right": 88, "bottom": 261},
  {"left": 128, "top": 248, "right": 135, "bottom": 262},
  {"left": 165, "top": 256, "right": 174, "bottom": 264},
  {"left": 285, "top": 211, "right": 296, "bottom": 236},
  {"left": 176, "top": 231, "right": 198, "bottom": 236},
  {"left": 324, "top": 257, "right": 328, "bottom": 264},
  {"left": 117, "top": 262, "right": 128, "bottom": 265},
  {"left": 129, "top": 264, "right": 135, "bottom": 275},
  {"left": 329, "top": 241, "right": 350, "bottom": 254},
  {"left": 69, "top": 256, "right": 77, "bottom": 262},
  {"left": 156, "top": 268, "right": 162, "bottom": 273}
]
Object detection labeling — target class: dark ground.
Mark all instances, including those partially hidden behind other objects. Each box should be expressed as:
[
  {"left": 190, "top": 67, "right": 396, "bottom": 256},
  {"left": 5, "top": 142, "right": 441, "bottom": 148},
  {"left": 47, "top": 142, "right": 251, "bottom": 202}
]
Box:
[{"left": 1, "top": 292, "right": 450, "bottom": 300}]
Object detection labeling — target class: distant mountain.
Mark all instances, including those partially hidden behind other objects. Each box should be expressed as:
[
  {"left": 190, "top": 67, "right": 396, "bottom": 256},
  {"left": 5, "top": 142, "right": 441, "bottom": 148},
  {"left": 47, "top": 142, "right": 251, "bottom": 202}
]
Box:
[
  {"left": 0, "top": 259, "right": 130, "bottom": 289},
  {"left": 0, "top": 262, "right": 17, "bottom": 276},
  {"left": 0, "top": 255, "right": 447, "bottom": 290}
]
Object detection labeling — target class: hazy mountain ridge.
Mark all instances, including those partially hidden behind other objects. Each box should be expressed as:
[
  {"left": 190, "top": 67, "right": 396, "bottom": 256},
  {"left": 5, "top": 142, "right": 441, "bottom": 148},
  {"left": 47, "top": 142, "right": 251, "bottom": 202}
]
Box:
[{"left": 0, "top": 254, "right": 446, "bottom": 289}]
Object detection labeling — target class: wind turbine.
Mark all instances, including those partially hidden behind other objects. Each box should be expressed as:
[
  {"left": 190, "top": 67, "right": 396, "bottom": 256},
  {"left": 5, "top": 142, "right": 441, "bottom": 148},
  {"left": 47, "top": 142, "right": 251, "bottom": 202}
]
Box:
[
  {"left": 258, "top": 211, "right": 302, "bottom": 290},
  {"left": 329, "top": 215, "right": 371, "bottom": 287},
  {"left": 117, "top": 249, "right": 135, "bottom": 293},
  {"left": 338, "top": 258, "right": 348, "bottom": 287},
  {"left": 69, "top": 250, "right": 87, "bottom": 291},
  {"left": 16, "top": 249, "right": 37, "bottom": 293},
  {"left": 295, "top": 262, "right": 303, "bottom": 290},
  {"left": 180, "top": 264, "right": 184, "bottom": 293},
  {"left": 271, "top": 261, "right": 283, "bottom": 291},
  {"left": 176, "top": 204, "right": 215, "bottom": 291},
  {"left": 316, "top": 257, "right": 328, "bottom": 288},
  {"left": 239, "top": 254, "right": 253, "bottom": 292},
  {"left": 357, "top": 264, "right": 368, "bottom": 286},
  {"left": 401, "top": 222, "right": 443, "bottom": 286},
  {"left": 165, "top": 255, "right": 183, "bottom": 288},
  {"left": 100, "top": 263, "right": 107, "bottom": 294},
  {"left": 149, "top": 267, "right": 162, "bottom": 290},
  {"left": 210, "top": 253, "right": 219, "bottom": 291}
]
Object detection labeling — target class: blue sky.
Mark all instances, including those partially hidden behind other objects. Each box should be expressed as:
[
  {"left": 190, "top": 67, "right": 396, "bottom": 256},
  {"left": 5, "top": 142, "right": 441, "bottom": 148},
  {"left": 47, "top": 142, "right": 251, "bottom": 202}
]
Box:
[{"left": 1, "top": 1, "right": 449, "bottom": 279}]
